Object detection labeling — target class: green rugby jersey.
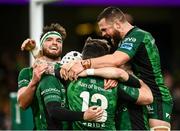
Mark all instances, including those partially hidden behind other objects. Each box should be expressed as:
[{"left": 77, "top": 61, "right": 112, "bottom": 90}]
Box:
[
  {"left": 115, "top": 84, "right": 149, "bottom": 130},
  {"left": 118, "top": 26, "right": 172, "bottom": 101},
  {"left": 18, "top": 67, "right": 67, "bottom": 130},
  {"left": 116, "top": 103, "right": 149, "bottom": 130},
  {"left": 67, "top": 76, "right": 118, "bottom": 130}
]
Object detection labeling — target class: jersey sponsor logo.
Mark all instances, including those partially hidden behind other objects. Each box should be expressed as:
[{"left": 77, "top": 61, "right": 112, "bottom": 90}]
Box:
[
  {"left": 120, "top": 42, "right": 133, "bottom": 50},
  {"left": 41, "top": 88, "right": 61, "bottom": 95},
  {"left": 18, "top": 79, "right": 29, "bottom": 87},
  {"left": 82, "top": 122, "right": 106, "bottom": 128},
  {"left": 78, "top": 81, "right": 112, "bottom": 92},
  {"left": 123, "top": 37, "right": 136, "bottom": 43},
  {"left": 90, "top": 79, "right": 96, "bottom": 84},
  {"left": 18, "top": 79, "right": 29, "bottom": 85}
]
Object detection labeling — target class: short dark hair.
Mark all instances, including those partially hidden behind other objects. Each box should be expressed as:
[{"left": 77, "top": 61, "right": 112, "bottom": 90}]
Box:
[
  {"left": 97, "top": 6, "right": 126, "bottom": 23},
  {"left": 40, "top": 23, "right": 67, "bottom": 41},
  {"left": 82, "top": 37, "right": 110, "bottom": 60}
]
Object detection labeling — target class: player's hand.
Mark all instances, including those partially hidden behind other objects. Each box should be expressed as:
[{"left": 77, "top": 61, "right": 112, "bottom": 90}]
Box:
[
  {"left": 60, "top": 60, "right": 84, "bottom": 81},
  {"left": 83, "top": 106, "right": 103, "bottom": 121},
  {"left": 104, "top": 79, "right": 118, "bottom": 90},
  {"left": 31, "top": 59, "right": 48, "bottom": 86},
  {"left": 21, "top": 38, "right": 36, "bottom": 51},
  {"left": 60, "top": 60, "right": 77, "bottom": 80},
  {"left": 68, "top": 60, "right": 84, "bottom": 81},
  {"left": 78, "top": 70, "right": 88, "bottom": 77}
]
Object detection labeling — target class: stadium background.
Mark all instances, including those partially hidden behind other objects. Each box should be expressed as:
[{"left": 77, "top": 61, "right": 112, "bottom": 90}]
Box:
[{"left": 0, "top": 0, "right": 180, "bottom": 129}]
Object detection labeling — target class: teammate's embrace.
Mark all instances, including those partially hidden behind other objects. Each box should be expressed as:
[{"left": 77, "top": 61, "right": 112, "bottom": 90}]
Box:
[
  {"left": 55, "top": 37, "right": 153, "bottom": 130},
  {"left": 17, "top": 23, "right": 103, "bottom": 130},
  {"left": 21, "top": 36, "right": 153, "bottom": 130},
  {"left": 63, "top": 6, "right": 173, "bottom": 131}
]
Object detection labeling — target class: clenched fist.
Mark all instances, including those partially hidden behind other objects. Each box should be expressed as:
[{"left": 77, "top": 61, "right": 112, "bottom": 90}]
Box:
[{"left": 21, "top": 38, "right": 36, "bottom": 51}]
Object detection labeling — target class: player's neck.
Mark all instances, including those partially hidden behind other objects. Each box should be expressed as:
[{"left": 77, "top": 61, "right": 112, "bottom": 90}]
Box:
[
  {"left": 121, "top": 22, "right": 134, "bottom": 39},
  {"left": 42, "top": 56, "right": 60, "bottom": 62}
]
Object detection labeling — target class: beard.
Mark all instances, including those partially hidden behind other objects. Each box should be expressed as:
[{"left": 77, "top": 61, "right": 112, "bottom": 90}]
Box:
[
  {"left": 42, "top": 47, "right": 61, "bottom": 60},
  {"left": 110, "top": 30, "right": 122, "bottom": 53}
]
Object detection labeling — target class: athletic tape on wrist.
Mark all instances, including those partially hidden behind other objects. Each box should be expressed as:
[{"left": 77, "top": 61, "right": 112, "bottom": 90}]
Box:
[
  {"left": 86, "top": 69, "right": 94, "bottom": 75},
  {"left": 81, "top": 59, "right": 91, "bottom": 69}
]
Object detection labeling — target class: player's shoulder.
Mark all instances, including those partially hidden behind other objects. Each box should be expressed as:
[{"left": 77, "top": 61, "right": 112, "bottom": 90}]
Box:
[
  {"left": 19, "top": 67, "right": 33, "bottom": 75},
  {"left": 133, "top": 27, "right": 152, "bottom": 37},
  {"left": 126, "top": 27, "right": 153, "bottom": 43},
  {"left": 18, "top": 67, "right": 32, "bottom": 87}
]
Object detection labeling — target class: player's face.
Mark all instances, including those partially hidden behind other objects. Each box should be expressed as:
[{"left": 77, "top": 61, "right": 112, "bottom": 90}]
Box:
[
  {"left": 98, "top": 18, "right": 114, "bottom": 38},
  {"left": 42, "top": 36, "right": 62, "bottom": 59},
  {"left": 98, "top": 18, "right": 121, "bottom": 46}
]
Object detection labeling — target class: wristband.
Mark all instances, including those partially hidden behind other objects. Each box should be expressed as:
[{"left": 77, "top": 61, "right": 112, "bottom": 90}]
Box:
[
  {"left": 86, "top": 69, "right": 94, "bottom": 76},
  {"left": 81, "top": 59, "right": 91, "bottom": 69},
  {"left": 122, "top": 74, "right": 141, "bottom": 88}
]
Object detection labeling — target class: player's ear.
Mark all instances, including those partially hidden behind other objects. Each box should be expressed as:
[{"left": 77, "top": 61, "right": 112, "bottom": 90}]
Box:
[{"left": 113, "top": 19, "right": 121, "bottom": 30}]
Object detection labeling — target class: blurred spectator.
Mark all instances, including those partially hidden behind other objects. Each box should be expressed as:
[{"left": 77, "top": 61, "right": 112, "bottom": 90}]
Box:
[
  {"left": 164, "top": 70, "right": 174, "bottom": 89},
  {"left": 0, "top": 91, "right": 10, "bottom": 129},
  {"left": 163, "top": 70, "right": 180, "bottom": 130},
  {"left": 0, "top": 51, "right": 28, "bottom": 130},
  {"left": 0, "top": 111, "right": 6, "bottom": 130},
  {"left": 171, "top": 81, "right": 180, "bottom": 130},
  {"left": 15, "top": 52, "right": 28, "bottom": 72}
]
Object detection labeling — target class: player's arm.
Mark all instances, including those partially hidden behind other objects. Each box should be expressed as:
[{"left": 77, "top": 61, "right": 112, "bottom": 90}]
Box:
[
  {"left": 39, "top": 75, "right": 103, "bottom": 122},
  {"left": 62, "top": 36, "right": 141, "bottom": 80},
  {"left": 79, "top": 67, "right": 153, "bottom": 105},
  {"left": 62, "top": 51, "right": 130, "bottom": 80},
  {"left": 87, "top": 36, "right": 140, "bottom": 69},
  {"left": 17, "top": 62, "right": 48, "bottom": 109},
  {"left": 17, "top": 68, "right": 36, "bottom": 110},
  {"left": 79, "top": 67, "right": 141, "bottom": 88},
  {"left": 89, "top": 50, "right": 130, "bottom": 68},
  {"left": 92, "top": 67, "right": 153, "bottom": 105},
  {"left": 118, "top": 80, "right": 153, "bottom": 105},
  {"left": 46, "top": 102, "right": 103, "bottom": 122},
  {"left": 21, "top": 38, "right": 40, "bottom": 58},
  {"left": 17, "top": 82, "right": 37, "bottom": 110},
  {"left": 136, "top": 80, "right": 153, "bottom": 105}
]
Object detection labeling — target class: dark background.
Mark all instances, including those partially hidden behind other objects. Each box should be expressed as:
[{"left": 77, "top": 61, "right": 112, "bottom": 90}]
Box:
[{"left": 0, "top": 2, "right": 180, "bottom": 129}]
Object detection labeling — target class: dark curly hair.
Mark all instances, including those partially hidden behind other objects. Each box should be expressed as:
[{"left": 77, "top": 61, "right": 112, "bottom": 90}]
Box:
[
  {"left": 40, "top": 23, "right": 66, "bottom": 41},
  {"left": 82, "top": 37, "right": 111, "bottom": 60}
]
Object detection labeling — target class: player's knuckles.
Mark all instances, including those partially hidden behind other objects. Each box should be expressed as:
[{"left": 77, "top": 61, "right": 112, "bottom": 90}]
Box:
[
  {"left": 60, "top": 69, "right": 65, "bottom": 77},
  {"left": 71, "top": 72, "right": 76, "bottom": 80},
  {"left": 70, "top": 66, "right": 76, "bottom": 73},
  {"left": 64, "top": 71, "right": 69, "bottom": 80},
  {"left": 105, "top": 84, "right": 110, "bottom": 89},
  {"left": 68, "top": 71, "right": 74, "bottom": 80}
]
